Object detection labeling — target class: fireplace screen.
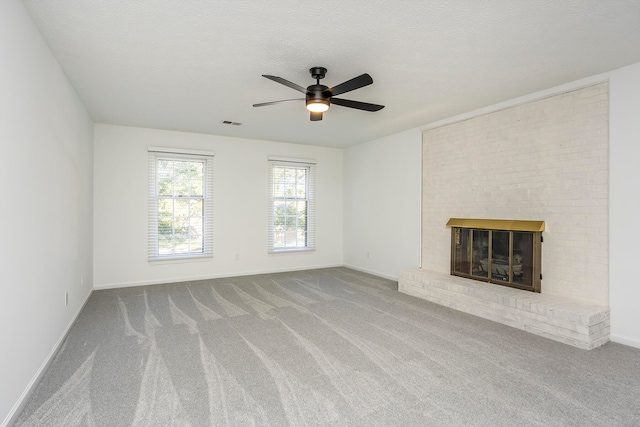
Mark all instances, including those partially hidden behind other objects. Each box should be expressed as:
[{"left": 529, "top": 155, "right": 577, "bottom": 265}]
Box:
[{"left": 448, "top": 219, "right": 543, "bottom": 292}]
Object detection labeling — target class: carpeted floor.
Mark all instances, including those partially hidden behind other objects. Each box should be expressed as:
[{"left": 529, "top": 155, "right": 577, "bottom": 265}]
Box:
[{"left": 13, "top": 267, "right": 640, "bottom": 426}]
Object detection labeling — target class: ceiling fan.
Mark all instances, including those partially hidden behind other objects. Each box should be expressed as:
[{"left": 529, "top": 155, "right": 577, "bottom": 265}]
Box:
[{"left": 253, "top": 67, "right": 384, "bottom": 121}]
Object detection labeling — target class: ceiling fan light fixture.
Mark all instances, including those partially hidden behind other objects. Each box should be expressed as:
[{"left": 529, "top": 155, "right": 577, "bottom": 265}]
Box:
[
  {"left": 306, "top": 99, "right": 330, "bottom": 113},
  {"left": 255, "top": 67, "right": 384, "bottom": 121}
]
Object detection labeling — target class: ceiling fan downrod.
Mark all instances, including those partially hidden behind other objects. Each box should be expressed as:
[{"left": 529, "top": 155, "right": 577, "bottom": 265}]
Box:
[{"left": 309, "top": 66, "right": 327, "bottom": 84}]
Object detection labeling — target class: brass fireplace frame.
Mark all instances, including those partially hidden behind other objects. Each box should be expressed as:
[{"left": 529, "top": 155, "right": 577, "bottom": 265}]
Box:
[{"left": 447, "top": 218, "right": 544, "bottom": 293}]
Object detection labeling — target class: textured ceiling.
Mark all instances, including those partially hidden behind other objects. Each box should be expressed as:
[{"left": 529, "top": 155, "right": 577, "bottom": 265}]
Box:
[{"left": 22, "top": 0, "right": 640, "bottom": 148}]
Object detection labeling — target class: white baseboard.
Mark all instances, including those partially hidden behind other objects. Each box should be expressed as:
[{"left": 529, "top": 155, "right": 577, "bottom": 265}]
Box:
[
  {"left": 93, "top": 264, "right": 346, "bottom": 290},
  {"left": 610, "top": 334, "right": 640, "bottom": 350},
  {"left": 2, "top": 289, "right": 93, "bottom": 427},
  {"left": 342, "top": 264, "right": 398, "bottom": 282}
]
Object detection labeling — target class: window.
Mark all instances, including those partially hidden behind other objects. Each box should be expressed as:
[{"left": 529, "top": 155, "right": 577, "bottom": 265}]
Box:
[
  {"left": 268, "top": 158, "right": 316, "bottom": 252},
  {"left": 148, "top": 147, "right": 214, "bottom": 261}
]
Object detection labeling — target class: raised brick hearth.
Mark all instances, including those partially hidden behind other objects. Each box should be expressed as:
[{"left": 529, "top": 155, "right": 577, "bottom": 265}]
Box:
[{"left": 399, "top": 269, "right": 610, "bottom": 349}]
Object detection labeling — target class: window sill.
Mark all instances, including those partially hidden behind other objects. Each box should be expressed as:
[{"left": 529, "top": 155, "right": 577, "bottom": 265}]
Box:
[
  {"left": 268, "top": 248, "right": 316, "bottom": 255},
  {"left": 148, "top": 254, "right": 213, "bottom": 265}
]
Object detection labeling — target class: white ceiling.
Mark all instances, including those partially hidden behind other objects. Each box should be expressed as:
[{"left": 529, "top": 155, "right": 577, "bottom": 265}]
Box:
[{"left": 22, "top": 0, "right": 640, "bottom": 148}]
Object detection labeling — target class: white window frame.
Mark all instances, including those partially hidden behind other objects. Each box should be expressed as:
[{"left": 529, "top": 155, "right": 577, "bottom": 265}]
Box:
[
  {"left": 148, "top": 147, "right": 214, "bottom": 262},
  {"left": 268, "top": 157, "right": 316, "bottom": 253}
]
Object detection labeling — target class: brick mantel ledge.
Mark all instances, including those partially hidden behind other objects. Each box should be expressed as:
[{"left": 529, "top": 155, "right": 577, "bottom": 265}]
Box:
[{"left": 398, "top": 269, "right": 610, "bottom": 350}]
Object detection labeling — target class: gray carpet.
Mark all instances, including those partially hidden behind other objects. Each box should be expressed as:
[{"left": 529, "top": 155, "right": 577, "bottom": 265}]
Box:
[{"left": 13, "top": 267, "right": 640, "bottom": 426}]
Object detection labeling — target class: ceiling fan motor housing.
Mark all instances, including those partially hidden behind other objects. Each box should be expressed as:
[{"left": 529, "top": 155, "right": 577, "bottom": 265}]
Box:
[
  {"left": 307, "top": 67, "right": 331, "bottom": 108},
  {"left": 306, "top": 83, "right": 331, "bottom": 111},
  {"left": 306, "top": 84, "right": 330, "bottom": 100}
]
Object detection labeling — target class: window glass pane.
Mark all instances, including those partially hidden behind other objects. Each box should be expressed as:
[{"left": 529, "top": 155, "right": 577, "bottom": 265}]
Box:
[
  {"left": 285, "top": 168, "right": 295, "bottom": 185},
  {"left": 285, "top": 220, "right": 297, "bottom": 231},
  {"left": 273, "top": 167, "right": 284, "bottom": 182},
  {"left": 297, "top": 213, "right": 307, "bottom": 229},
  {"left": 284, "top": 183, "right": 294, "bottom": 197},
  {"left": 285, "top": 201, "right": 296, "bottom": 214},
  {"left": 190, "top": 199, "right": 203, "bottom": 217},
  {"left": 174, "top": 234, "right": 190, "bottom": 254},
  {"left": 190, "top": 217, "right": 203, "bottom": 233},
  {"left": 174, "top": 199, "right": 189, "bottom": 217},
  {"left": 174, "top": 180, "right": 188, "bottom": 196},
  {"left": 189, "top": 180, "right": 203, "bottom": 196},
  {"left": 158, "top": 178, "right": 173, "bottom": 195},
  {"left": 158, "top": 199, "right": 173, "bottom": 217},
  {"left": 158, "top": 160, "right": 172, "bottom": 177},
  {"left": 174, "top": 216, "right": 189, "bottom": 228},
  {"left": 297, "top": 168, "right": 306, "bottom": 181},
  {"left": 158, "top": 216, "right": 173, "bottom": 234},
  {"left": 190, "top": 237, "right": 203, "bottom": 253},
  {"left": 159, "top": 236, "right": 173, "bottom": 255},
  {"left": 191, "top": 162, "right": 204, "bottom": 179},
  {"left": 174, "top": 161, "right": 190, "bottom": 179},
  {"left": 284, "top": 218, "right": 296, "bottom": 247},
  {"left": 273, "top": 182, "right": 284, "bottom": 198}
]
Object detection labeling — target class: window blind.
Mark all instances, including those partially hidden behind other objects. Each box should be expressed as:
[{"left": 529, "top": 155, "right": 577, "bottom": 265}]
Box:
[
  {"left": 148, "top": 147, "right": 214, "bottom": 262},
  {"left": 267, "top": 158, "right": 316, "bottom": 253}
]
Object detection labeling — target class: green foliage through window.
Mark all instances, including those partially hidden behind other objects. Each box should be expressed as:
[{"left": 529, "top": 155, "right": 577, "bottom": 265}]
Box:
[
  {"left": 271, "top": 165, "right": 309, "bottom": 249},
  {"left": 156, "top": 159, "right": 205, "bottom": 255}
]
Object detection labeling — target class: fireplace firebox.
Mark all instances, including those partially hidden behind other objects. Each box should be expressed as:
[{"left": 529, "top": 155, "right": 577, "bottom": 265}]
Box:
[{"left": 447, "top": 218, "right": 544, "bottom": 292}]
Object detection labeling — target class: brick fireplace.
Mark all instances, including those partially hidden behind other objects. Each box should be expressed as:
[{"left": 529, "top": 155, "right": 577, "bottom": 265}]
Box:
[{"left": 399, "top": 83, "right": 610, "bottom": 349}]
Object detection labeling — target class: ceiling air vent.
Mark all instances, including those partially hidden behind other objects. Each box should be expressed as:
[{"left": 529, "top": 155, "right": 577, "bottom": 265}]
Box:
[{"left": 222, "top": 120, "right": 242, "bottom": 126}]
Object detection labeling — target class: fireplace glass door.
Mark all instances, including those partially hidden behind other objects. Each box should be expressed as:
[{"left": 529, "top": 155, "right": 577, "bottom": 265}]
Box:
[{"left": 450, "top": 225, "right": 542, "bottom": 292}]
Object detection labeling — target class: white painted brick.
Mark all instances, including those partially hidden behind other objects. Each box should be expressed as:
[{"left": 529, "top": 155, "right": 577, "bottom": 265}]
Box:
[{"left": 421, "top": 83, "right": 609, "bottom": 304}]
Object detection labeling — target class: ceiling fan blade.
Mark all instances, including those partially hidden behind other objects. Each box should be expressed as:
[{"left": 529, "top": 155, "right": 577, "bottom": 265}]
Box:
[
  {"left": 262, "top": 75, "right": 307, "bottom": 94},
  {"left": 253, "top": 98, "right": 304, "bottom": 107},
  {"left": 331, "top": 97, "right": 385, "bottom": 111},
  {"left": 310, "top": 111, "right": 323, "bottom": 121},
  {"left": 328, "top": 73, "right": 373, "bottom": 96}
]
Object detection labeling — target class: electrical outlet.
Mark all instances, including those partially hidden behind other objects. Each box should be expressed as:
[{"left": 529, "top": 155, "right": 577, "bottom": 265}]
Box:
[
  {"left": 366, "top": 251, "right": 370, "bottom": 259},
  {"left": 65, "top": 292, "right": 69, "bottom": 306},
  {"left": 235, "top": 254, "right": 240, "bottom": 261}
]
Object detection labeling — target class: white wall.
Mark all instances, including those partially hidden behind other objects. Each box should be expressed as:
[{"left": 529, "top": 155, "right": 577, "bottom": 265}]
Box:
[
  {"left": 609, "top": 62, "right": 640, "bottom": 348},
  {"left": 93, "top": 124, "right": 343, "bottom": 288},
  {"left": 343, "top": 128, "right": 422, "bottom": 279},
  {"left": 0, "top": 1, "right": 94, "bottom": 425}
]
